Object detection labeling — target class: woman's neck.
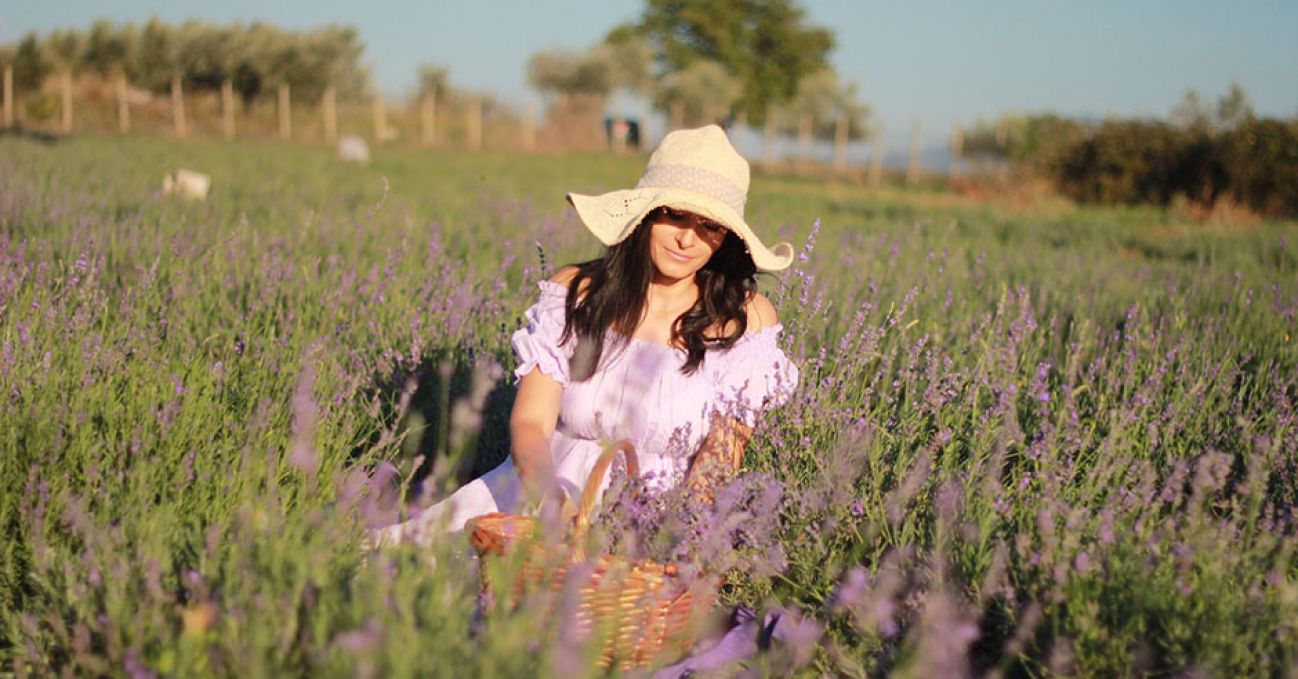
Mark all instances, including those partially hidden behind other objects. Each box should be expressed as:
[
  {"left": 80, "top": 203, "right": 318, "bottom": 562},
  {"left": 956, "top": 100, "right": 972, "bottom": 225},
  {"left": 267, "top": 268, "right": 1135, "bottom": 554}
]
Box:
[{"left": 647, "top": 273, "right": 699, "bottom": 311}]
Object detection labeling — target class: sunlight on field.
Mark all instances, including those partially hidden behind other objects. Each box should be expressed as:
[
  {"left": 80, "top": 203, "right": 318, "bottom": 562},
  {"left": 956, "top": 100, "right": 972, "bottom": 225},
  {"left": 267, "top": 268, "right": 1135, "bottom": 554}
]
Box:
[{"left": 2, "top": 136, "right": 1297, "bottom": 676}]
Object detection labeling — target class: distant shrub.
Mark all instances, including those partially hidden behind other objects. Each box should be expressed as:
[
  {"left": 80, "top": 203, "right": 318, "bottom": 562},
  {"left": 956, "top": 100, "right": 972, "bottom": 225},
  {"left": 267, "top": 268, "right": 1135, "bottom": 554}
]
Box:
[
  {"left": 964, "top": 113, "right": 1088, "bottom": 173},
  {"left": 23, "top": 92, "right": 58, "bottom": 122},
  {"left": 1219, "top": 118, "right": 1298, "bottom": 218},
  {"left": 1053, "top": 117, "right": 1298, "bottom": 218}
]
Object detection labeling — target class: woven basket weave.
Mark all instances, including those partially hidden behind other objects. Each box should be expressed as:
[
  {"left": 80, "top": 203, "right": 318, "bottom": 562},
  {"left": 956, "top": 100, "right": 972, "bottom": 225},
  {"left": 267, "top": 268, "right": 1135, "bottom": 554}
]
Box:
[{"left": 466, "top": 440, "right": 714, "bottom": 669}]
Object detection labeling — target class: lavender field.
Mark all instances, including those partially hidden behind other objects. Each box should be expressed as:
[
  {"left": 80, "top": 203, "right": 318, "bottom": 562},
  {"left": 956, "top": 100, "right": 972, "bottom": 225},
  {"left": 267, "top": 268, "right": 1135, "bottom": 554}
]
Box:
[{"left": 2, "top": 135, "right": 1297, "bottom": 677}]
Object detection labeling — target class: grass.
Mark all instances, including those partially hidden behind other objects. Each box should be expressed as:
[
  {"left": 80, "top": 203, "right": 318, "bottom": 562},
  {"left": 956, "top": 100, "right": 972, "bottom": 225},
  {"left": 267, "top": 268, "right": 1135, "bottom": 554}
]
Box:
[{"left": 2, "top": 134, "right": 1297, "bottom": 677}]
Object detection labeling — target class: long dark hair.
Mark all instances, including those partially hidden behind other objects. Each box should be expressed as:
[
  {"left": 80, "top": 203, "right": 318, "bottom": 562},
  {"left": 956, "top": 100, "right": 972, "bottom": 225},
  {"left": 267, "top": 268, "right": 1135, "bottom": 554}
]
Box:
[{"left": 560, "top": 207, "right": 758, "bottom": 380}]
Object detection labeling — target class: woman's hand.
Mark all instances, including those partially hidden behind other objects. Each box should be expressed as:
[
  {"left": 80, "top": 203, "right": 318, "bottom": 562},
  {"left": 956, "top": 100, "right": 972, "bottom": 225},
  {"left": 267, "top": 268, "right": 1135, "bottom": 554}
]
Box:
[{"left": 685, "top": 413, "right": 753, "bottom": 504}]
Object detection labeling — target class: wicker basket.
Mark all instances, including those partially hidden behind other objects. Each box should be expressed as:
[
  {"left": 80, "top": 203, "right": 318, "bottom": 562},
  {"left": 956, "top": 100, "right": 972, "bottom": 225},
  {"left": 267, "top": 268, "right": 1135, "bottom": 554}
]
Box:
[{"left": 466, "top": 440, "right": 714, "bottom": 669}]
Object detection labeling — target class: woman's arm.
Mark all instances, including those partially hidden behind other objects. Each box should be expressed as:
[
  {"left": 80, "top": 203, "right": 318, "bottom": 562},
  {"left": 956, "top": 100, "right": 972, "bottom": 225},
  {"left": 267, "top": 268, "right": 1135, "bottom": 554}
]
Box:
[
  {"left": 510, "top": 367, "right": 563, "bottom": 503},
  {"left": 685, "top": 413, "right": 753, "bottom": 502},
  {"left": 510, "top": 266, "right": 581, "bottom": 504},
  {"left": 686, "top": 291, "right": 778, "bottom": 501}
]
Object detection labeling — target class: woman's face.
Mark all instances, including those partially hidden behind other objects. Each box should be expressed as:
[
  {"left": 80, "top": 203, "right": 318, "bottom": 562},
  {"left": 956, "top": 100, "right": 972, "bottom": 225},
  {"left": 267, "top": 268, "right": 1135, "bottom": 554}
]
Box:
[{"left": 647, "top": 206, "right": 729, "bottom": 282}]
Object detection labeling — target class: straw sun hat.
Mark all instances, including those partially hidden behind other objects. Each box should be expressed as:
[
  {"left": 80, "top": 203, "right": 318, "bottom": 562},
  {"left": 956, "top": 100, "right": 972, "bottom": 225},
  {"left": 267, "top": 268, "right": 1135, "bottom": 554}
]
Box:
[{"left": 566, "top": 124, "right": 795, "bottom": 271}]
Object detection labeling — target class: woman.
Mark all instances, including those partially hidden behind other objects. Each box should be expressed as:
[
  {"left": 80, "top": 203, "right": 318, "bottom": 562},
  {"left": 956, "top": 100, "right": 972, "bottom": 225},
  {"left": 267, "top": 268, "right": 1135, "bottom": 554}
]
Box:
[{"left": 373, "top": 125, "right": 799, "bottom": 547}]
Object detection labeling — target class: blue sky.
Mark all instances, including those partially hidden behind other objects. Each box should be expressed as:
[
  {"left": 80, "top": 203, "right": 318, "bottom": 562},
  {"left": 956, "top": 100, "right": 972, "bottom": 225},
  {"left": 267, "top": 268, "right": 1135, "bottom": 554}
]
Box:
[{"left": 5, "top": 0, "right": 1297, "bottom": 152}]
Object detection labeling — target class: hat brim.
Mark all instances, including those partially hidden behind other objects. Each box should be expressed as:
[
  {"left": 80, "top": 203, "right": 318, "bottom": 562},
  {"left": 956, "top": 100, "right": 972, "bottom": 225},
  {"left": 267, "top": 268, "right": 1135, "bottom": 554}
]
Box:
[{"left": 566, "top": 187, "right": 794, "bottom": 271}]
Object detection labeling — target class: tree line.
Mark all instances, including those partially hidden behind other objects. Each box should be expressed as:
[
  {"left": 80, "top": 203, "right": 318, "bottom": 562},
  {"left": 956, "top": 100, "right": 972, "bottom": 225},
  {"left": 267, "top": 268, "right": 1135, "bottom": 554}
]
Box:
[
  {"left": 0, "top": 19, "right": 368, "bottom": 103},
  {"left": 965, "top": 85, "right": 1298, "bottom": 219}
]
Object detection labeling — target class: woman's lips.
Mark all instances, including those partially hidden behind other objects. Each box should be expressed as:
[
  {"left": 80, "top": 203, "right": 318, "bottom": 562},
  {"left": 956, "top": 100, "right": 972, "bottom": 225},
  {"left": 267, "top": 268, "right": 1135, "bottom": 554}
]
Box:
[{"left": 664, "top": 248, "right": 694, "bottom": 263}]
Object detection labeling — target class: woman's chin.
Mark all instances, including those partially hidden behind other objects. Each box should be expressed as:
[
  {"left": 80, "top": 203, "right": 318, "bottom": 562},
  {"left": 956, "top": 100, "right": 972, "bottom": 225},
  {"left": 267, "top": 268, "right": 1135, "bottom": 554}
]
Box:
[{"left": 652, "top": 263, "right": 700, "bottom": 282}]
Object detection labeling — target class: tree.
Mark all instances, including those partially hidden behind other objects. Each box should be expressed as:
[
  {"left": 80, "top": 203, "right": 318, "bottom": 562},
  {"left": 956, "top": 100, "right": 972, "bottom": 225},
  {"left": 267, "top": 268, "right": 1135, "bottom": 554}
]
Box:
[
  {"left": 1171, "top": 82, "right": 1255, "bottom": 133},
  {"left": 133, "top": 17, "right": 178, "bottom": 92},
  {"left": 11, "top": 34, "right": 49, "bottom": 92},
  {"left": 1216, "top": 82, "right": 1254, "bottom": 131},
  {"left": 80, "top": 20, "right": 132, "bottom": 78},
  {"left": 782, "top": 68, "right": 869, "bottom": 140},
  {"left": 174, "top": 22, "right": 233, "bottom": 91},
  {"left": 639, "top": 0, "right": 834, "bottom": 124},
  {"left": 1170, "top": 88, "right": 1211, "bottom": 130},
  {"left": 656, "top": 59, "right": 741, "bottom": 126},
  {"left": 45, "top": 29, "right": 83, "bottom": 74},
  {"left": 601, "top": 27, "right": 655, "bottom": 96},
  {"left": 526, "top": 48, "right": 613, "bottom": 98},
  {"left": 293, "top": 25, "right": 365, "bottom": 100},
  {"left": 417, "top": 62, "right": 448, "bottom": 97}
]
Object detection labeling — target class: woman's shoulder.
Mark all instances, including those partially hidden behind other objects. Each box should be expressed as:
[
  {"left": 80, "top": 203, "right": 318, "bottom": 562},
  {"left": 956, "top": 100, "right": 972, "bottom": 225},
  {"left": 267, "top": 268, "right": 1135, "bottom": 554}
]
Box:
[
  {"left": 544, "top": 266, "right": 591, "bottom": 298},
  {"left": 706, "top": 292, "right": 780, "bottom": 346},
  {"left": 548, "top": 265, "right": 580, "bottom": 288},
  {"left": 744, "top": 291, "right": 779, "bottom": 333}
]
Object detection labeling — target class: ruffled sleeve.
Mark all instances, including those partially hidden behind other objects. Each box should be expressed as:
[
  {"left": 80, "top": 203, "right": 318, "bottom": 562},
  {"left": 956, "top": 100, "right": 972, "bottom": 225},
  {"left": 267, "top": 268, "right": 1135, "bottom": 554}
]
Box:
[
  {"left": 711, "top": 325, "right": 800, "bottom": 426},
  {"left": 511, "top": 280, "right": 574, "bottom": 384}
]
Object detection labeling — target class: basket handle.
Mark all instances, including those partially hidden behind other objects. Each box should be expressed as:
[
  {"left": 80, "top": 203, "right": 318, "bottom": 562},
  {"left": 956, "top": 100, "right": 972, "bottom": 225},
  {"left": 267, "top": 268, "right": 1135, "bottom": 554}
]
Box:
[{"left": 571, "top": 440, "right": 638, "bottom": 546}]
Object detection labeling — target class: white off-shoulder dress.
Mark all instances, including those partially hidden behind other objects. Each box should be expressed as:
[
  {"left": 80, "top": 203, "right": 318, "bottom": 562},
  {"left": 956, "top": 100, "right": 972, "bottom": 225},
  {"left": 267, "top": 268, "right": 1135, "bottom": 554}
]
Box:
[{"left": 375, "top": 280, "right": 800, "bottom": 545}]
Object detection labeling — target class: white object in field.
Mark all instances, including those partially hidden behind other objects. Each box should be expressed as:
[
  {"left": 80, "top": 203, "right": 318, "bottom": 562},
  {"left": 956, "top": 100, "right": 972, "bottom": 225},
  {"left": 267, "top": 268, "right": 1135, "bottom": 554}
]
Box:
[
  {"left": 337, "top": 134, "right": 371, "bottom": 163},
  {"left": 162, "top": 169, "right": 211, "bottom": 200}
]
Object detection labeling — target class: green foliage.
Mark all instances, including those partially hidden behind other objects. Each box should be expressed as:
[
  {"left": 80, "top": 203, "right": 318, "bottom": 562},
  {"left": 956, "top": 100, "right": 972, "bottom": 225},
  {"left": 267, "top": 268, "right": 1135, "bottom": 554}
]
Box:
[
  {"left": 639, "top": 0, "right": 835, "bottom": 124},
  {"left": 80, "top": 19, "right": 133, "bottom": 77},
  {"left": 11, "top": 34, "right": 50, "bottom": 92},
  {"left": 1171, "top": 82, "right": 1255, "bottom": 133},
  {"left": 23, "top": 93, "right": 58, "bottom": 121},
  {"left": 598, "top": 32, "right": 656, "bottom": 95},
  {"left": 964, "top": 113, "right": 1088, "bottom": 171},
  {"left": 1055, "top": 117, "right": 1298, "bottom": 218},
  {"left": 655, "top": 59, "right": 741, "bottom": 126},
  {"left": 44, "top": 29, "right": 83, "bottom": 72},
  {"left": 526, "top": 47, "right": 614, "bottom": 97},
  {"left": 1056, "top": 119, "right": 1213, "bottom": 206},
  {"left": 1219, "top": 118, "right": 1298, "bottom": 217},
  {"left": 417, "top": 62, "right": 448, "bottom": 97}
]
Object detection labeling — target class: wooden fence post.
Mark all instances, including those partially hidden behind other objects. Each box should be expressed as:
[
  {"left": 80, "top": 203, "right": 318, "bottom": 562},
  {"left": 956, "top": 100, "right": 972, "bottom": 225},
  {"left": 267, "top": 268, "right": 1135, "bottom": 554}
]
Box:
[
  {"left": 171, "top": 72, "right": 187, "bottom": 139},
  {"left": 522, "top": 95, "right": 536, "bottom": 151},
  {"left": 949, "top": 121, "right": 963, "bottom": 177},
  {"left": 322, "top": 85, "right": 337, "bottom": 144},
  {"left": 868, "top": 124, "right": 885, "bottom": 186},
  {"left": 60, "top": 72, "right": 73, "bottom": 134},
  {"left": 832, "top": 113, "right": 848, "bottom": 171},
  {"left": 221, "top": 79, "right": 235, "bottom": 140},
  {"left": 372, "top": 92, "right": 386, "bottom": 142},
  {"left": 420, "top": 88, "right": 436, "bottom": 145},
  {"left": 467, "top": 96, "right": 483, "bottom": 151},
  {"left": 2, "top": 65, "right": 12, "bottom": 127},
  {"left": 670, "top": 100, "right": 684, "bottom": 131},
  {"left": 995, "top": 117, "right": 1009, "bottom": 178},
  {"left": 761, "top": 115, "right": 775, "bottom": 169},
  {"left": 797, "top": 112, "right": 812, "bottom": 170},
  {"left": 642, "top": 99, "right": 654, "bottom": 149},
  {"left": 906, "top": 120, "right": 921, "bottom": 185},
  {"left": 278, "top": 83, "right": 291, "bottom": 140},
  {"left": 116, "top": 75, "right": 130, "bottom": 133}
]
